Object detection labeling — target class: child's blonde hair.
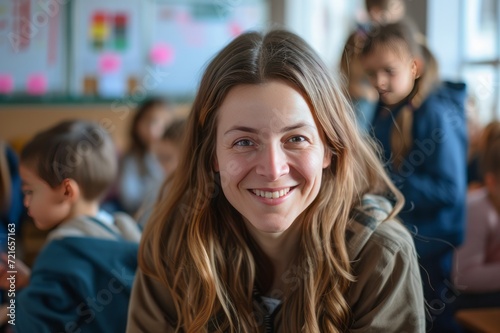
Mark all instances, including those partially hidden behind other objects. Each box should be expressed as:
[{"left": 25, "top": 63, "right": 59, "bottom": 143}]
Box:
[{"left": 361, "top": 21, "right": 440, "bottom": 169}]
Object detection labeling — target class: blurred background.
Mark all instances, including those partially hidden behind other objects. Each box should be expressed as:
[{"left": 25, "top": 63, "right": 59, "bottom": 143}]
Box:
[
  {"left": 1, "top": 4, "right": 499, "bottom": 330},
  {"left": 0, "top": 0, "right": 498, "bottom": 151}
]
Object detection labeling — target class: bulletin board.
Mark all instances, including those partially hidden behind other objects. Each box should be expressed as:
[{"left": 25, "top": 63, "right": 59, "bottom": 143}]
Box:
[
  {"left": 70, "top": 0, "right": 268, "bottom": 99},
  {"left": 0, "top": 0, "right": 67, "bottom": 96},
  {"left": 0, "top": 0, "right": 268, "bottom": 102}
]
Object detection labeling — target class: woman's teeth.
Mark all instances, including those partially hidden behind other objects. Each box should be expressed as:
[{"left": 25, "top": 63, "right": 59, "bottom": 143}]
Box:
[{"left": 252, "top": 188, "right": 290, "bottom": 199}]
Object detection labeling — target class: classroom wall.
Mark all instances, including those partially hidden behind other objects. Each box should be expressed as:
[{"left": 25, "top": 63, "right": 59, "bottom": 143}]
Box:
[
  {"left": 406, "top": 0, "right": 427, "bottom": 35},
  {"left": 0, "top": 103, "right": 191, "bottom": 153},
  {"left": 0, "top": 0, "right": 392, "bottom": 152}
]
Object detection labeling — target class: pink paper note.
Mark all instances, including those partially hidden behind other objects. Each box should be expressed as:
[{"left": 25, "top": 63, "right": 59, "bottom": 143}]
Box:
[
  {"left": 228, "top": 22, "right": 242, "bottom": 37},
  {"left": 99, "top": 52, "right": 121, "bottom": 74},
  {"left": 0, "top": 74, "right": 14, "bottom": 94},
  {"left": 150, "top": 43, "right": 174, "bottom": 65},
  {"left": 26, "top": 73, "right": 47, "bottom": 95}
]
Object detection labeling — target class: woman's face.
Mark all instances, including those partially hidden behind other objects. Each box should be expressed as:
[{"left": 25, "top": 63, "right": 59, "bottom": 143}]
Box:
[{"left": 215, "top": 81, "right": 331, "bottom": 234}]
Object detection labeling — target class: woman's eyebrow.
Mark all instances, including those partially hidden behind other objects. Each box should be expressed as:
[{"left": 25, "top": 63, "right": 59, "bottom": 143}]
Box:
[
  {"left": 280, "top": 122, "right": 314, "bottom": 133},
  {"left": 224, "top": 122, "right": 314, "bottom": 136},
  {"left": 224, "top": 126, "right": 259, "bottom": 136}
]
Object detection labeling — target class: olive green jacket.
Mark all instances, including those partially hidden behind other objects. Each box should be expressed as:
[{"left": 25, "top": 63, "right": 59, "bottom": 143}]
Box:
[{"left": 126, "top": 195, "right": 425, "bottom": 332}]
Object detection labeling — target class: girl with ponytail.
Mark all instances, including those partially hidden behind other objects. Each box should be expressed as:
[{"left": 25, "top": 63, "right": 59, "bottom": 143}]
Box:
[{"left": 361, "top": 21, "right": 468, "bottom": 333}]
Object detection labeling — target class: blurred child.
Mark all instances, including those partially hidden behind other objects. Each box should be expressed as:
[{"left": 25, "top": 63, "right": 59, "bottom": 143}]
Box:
[
  {"left": 117, "top": 98, "right": 174, "bottom": 215},
  {"left": 453, "top": 121, "right": 500, "bottom": 309},
  {"left": 360, "top": 21, "right": 468, "bottom": 333},
  {"left": 364, "top": 0, "right": 435, "bottom": 79},
  {"left": 0, "top": 120, "right": 141, "bottom": 332},
  {"left": 153, "top": 118, "right": 186, "bottom": 177},
  {"left": 340, "top": 30, "right": 378, "bottom": 133},
  {"left": 365, "top": 0, "right": 405, "bottom": 24},
  {"left": 340, "top": 0, "right": 412, "bottom": 134},
  {"left": 136, "top": 118, "right": 186, "bottom": 228}
]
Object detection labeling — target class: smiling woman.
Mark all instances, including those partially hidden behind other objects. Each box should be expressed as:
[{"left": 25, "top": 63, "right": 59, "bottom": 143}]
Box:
[
  {"left": 127, "top": 30, "right": 425, "bottom": 333},
  {"left": 215, "top": 82, "right": 331, "bottom": 235}
]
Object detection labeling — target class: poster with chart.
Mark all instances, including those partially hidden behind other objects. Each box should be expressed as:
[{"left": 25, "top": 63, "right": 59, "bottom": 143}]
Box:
[
  {"left": 70, "top": 0, "right": 144, "bottom": 98},
  {"left": 0, "top": 0, "right": 66, "bottom": 96}
]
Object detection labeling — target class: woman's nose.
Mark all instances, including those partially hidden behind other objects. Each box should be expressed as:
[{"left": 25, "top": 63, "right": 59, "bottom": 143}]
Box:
[{"left": 255, "top": 143, "right": 289, "bottom": 181}]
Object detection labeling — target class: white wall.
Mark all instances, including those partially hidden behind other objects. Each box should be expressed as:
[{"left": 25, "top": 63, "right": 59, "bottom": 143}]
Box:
[
  {"left": 427, "top": 0, "right": 462, "bottom": 81},
  {"left": 283, "top": 0, "right": 363, "bottom": 70}
]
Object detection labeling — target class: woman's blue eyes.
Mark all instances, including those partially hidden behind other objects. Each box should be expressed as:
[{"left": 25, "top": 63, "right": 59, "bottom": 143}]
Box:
[
  {"left": 288, "top": 136, "right": 306, "bottom": 143},
  {"left": 233, "top": 136, "right": 307, "bottom": 147},
  {"left": 234, "top": 139, "right": 254, "bottom": 147}
]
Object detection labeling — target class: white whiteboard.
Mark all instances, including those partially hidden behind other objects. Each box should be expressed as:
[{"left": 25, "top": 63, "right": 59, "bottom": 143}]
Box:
[{"left": 0, "top": 0, "right": 67, "bottom": 95}]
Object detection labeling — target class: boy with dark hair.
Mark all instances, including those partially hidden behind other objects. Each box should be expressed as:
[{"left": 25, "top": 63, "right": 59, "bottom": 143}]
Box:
[
  {"left": 0, "top": 120, "right": 141, "bottom": 332},
  {"left": 365, "top": 0, "right": 405, "bottom": 24}
]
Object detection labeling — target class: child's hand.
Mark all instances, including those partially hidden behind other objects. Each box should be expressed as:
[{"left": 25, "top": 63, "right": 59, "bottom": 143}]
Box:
[{"left": 0, "top": 253, "right": 31, "bottom": 290}]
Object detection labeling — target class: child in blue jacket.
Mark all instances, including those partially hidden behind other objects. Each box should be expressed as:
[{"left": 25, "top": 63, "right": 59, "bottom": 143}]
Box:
[
  {"left": 360, "top": 21, "right": 467, "bottom": 333},
  {"left": 0, "top": 120, "right": 141, "bottom": 332}
]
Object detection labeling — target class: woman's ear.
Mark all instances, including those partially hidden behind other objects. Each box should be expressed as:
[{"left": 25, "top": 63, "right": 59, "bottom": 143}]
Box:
[{"left": 61, "top": 178, "right": 81, "bottom": 203}]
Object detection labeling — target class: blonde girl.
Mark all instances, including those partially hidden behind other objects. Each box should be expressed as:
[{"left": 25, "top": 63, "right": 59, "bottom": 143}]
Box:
[{"left": 360, "top": 21, "right": 467, "bottom": 333}]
